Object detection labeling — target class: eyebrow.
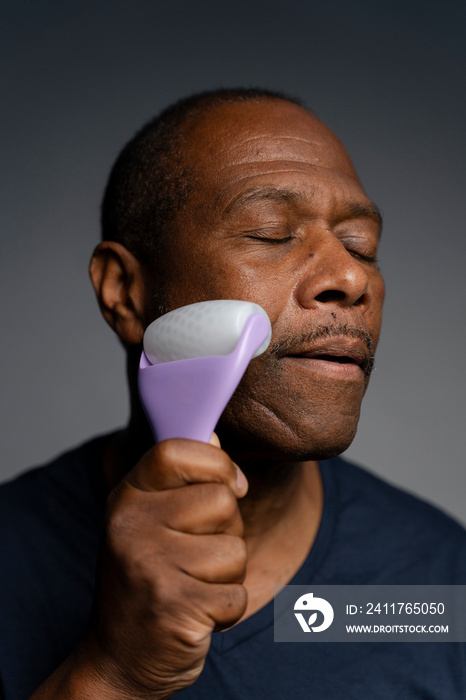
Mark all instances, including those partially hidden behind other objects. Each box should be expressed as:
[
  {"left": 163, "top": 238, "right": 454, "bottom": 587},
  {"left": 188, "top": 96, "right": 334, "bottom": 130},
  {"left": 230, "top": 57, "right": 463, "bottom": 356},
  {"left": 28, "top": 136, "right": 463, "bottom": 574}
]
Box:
[
  {"left": 223, "top": 186, "right": 307, "bottom": 215},
  {"left": 342, "top": 201, "right": 383, "bottom": 229},
  {"left": 222, "top": 185, "right": 383, "bottom": 230}
]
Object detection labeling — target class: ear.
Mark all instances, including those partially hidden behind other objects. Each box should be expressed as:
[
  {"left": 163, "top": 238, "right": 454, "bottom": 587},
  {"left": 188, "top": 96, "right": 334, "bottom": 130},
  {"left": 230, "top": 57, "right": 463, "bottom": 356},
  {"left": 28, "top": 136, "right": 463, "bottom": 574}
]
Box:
[{"left": 89, "top": 241, "right": 148, "bottom": 345}]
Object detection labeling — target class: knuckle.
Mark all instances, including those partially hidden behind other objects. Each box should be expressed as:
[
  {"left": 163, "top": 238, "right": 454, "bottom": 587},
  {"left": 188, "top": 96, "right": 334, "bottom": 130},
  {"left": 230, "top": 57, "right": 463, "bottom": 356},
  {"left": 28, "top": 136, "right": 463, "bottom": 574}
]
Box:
[
  {"left": 229, "top": 540, "right": 247, "bottom": 581},
  {"left": 106, "top": 510, "right": 129, "bottom": 545},
  {"left": 213, "top": 483, "right": 237, "bottom": 516},
  {"left": 153, "top": 439, "right": 176, "bottom": 465},
  {"left": 215, "top": 534, "right": 246, "bottom": 562},
  {"left": 122, "top": 547, "right": 156, "bottom": 587},
  {"left": 150, "top": 573, "right": 183, "bottom": 614},
  {"left": 230, "top": 536, "right": 247, "bottom": 565},
  {"left": 218, "top": 583, "right": 248, "bottom": 616},
  {"left": 168, "top": 616, "right": 212, "bottom": 652},
  {"left": 215, "top": 450, "right": 237, "bottom": 481},
  {"left": 105, "top": 491, "right": 140, "bottom": 544},
  {"left": 212, "top": 536, "right": 247, "bottom": 579},
  {"left": 152, "top": 441, "right": 178, "bottom": 478},
  {"left": 151, "top": 578, "right": 211, "bottom": 641}
]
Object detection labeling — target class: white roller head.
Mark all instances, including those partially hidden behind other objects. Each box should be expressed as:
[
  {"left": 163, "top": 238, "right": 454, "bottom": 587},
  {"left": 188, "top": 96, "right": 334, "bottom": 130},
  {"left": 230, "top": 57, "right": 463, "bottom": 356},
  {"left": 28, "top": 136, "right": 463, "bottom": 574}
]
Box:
[{"left": 143, "top": 300, "right": 271, "bottom": 365}]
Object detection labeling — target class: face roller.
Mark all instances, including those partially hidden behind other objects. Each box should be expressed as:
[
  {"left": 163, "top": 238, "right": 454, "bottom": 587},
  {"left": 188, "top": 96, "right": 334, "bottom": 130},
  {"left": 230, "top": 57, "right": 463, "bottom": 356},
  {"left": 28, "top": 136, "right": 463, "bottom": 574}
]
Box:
[{"left": 138, "top": 300, "right": 272, "bottom": 443}]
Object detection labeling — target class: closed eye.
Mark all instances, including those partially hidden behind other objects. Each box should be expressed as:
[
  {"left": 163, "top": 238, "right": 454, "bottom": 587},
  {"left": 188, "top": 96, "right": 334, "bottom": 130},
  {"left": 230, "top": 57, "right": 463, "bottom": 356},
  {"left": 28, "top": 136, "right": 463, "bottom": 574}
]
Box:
[
  {"left": 247, "top": 234, "right": 294, "bottom": 244},
  {"left": 245, "top": 226, "right": 295, "bottom": 244},
  {"left": 348, "top": 250, "right": 379, "bottom": 264}
]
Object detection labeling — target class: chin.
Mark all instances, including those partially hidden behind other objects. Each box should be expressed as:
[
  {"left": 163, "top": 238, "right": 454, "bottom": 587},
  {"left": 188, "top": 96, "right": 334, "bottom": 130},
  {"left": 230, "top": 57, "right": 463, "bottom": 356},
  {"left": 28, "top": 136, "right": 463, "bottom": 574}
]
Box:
[
  {"left": 273, "top": 421, "right": 359, "bottom": 462},
  {"left": 218, "top": 404, "right": 360, "bottom": 464},
  {"left": 290, "top": 405, "right": 361, "bottom": 460},
  {"left": 294, "top": 428, "right": 358, "bottom": 461},
  {"left": 218, "top": 363, "right": 365, "bottom": 463}
]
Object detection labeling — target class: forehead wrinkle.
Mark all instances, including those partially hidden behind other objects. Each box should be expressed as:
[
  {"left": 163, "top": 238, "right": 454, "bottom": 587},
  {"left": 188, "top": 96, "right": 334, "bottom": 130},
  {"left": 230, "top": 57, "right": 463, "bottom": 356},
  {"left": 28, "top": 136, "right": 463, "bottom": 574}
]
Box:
[
  {"left": 217, "top": 134, "right": 329, "bottom": 154},
  {"left": 210, "top": 164, "right": 362, "bottom": 216},
  {"left": 213, "top": 151, "right": 344, "bottom": 170},
  {"left": 213, "top": 159, "right": 358, "bottom": 180}
]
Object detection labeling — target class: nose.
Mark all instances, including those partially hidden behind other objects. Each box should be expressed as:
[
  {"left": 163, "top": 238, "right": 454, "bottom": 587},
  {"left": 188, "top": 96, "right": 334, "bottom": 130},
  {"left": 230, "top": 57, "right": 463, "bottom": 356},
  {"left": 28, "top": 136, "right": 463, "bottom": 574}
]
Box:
[{"left": 295, "top": 231, "right": 371, "bottom": 314}]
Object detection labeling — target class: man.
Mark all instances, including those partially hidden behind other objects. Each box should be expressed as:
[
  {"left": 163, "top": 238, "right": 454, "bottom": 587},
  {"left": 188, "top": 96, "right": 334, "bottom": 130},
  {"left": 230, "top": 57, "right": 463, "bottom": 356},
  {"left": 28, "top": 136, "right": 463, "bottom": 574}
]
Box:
[{"left": 1, "top": 89, "right": 465, "bottom": 699}]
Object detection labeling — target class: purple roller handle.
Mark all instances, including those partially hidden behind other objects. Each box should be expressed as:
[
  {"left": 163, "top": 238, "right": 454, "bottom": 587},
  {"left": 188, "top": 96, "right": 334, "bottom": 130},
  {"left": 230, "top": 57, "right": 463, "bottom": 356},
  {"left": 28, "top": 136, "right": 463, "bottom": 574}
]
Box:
[{"left": 138, "top": 313, "right": 270, "bottom": 443}]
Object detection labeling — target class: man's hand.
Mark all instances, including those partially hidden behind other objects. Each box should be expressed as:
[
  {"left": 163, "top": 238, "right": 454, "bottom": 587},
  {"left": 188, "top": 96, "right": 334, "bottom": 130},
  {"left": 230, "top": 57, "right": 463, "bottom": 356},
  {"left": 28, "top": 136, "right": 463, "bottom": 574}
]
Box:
[{"left": 83, "top": 436, "right": 249, "bottom": 698}]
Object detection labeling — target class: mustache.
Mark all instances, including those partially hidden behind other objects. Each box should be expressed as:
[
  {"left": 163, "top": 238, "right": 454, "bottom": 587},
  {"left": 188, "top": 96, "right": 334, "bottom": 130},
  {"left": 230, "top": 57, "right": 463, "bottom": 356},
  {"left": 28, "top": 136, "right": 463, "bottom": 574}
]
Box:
[{"left": 268, "top": 323, "right": 375, "bottom": 378}]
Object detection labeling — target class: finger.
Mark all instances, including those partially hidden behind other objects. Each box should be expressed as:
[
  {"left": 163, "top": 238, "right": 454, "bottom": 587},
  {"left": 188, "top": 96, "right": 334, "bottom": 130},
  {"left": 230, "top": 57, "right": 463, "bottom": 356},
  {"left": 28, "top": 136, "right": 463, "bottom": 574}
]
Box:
[
  {"left": 161, "top": 575, "right": 248, "bottom": 635},
  {"left": 208, "top": 433, "right": 248, "bottom": 495},
  {"left": 107, "top": 478, "right": 244, "bottom": 540},
  {"left": 188, "top": 579, "right": 248, "bottom": 630},
  {"left": 156, "top": 482, "right": 244, "bottom": 535},
  {"left": 175, "top": 533, "right": 247, "bottom": 583},
  {"left": 126, "top": 439, "right": 248, "bottom": 498}
]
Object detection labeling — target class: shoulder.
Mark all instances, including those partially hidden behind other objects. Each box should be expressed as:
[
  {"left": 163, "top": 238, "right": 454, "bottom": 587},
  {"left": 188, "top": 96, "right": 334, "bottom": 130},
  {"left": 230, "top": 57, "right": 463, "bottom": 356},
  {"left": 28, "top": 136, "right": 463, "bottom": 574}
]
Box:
[
  {"left": 0, "top": 436, "right": 112, "bottom": 698},
  {"left": 0, "top": 434, "right": 111, "bottom": 612},
  {"left": 332, "top": 455, "right": 465, "bottom": 533},
  {"left": 322, "top": 455, "right": 466, "bottom": 583},
  {"left": 0, "top": 434, "right": 111, "bottom": 544}
]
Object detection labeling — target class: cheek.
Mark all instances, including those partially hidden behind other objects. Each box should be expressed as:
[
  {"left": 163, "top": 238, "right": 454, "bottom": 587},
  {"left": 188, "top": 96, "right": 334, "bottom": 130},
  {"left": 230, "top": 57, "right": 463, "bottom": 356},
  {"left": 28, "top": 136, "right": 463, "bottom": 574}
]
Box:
[
  {"left": 211, "top": 249, "right": 299, "bottom": 319},
  {"left": 166, "top": 243, "right": 294, "bottom": 322},
  {"left": 162, "top": 249, "right": 226, "bottom": 308}
]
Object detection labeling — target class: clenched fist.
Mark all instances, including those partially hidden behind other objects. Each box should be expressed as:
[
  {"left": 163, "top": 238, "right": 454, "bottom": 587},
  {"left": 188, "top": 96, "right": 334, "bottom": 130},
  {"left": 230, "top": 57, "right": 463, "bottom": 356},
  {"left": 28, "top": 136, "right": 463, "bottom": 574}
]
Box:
[{"left": 85, "top": 436, "right": 249, "bottom": 699}]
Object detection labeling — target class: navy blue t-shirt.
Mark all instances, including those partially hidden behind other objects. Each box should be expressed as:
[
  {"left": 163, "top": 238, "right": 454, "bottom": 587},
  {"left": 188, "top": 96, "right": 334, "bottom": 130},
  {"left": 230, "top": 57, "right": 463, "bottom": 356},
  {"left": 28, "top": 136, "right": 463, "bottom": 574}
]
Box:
[{"left": 1, "top": 434, "right": 465, "bottom": 699}]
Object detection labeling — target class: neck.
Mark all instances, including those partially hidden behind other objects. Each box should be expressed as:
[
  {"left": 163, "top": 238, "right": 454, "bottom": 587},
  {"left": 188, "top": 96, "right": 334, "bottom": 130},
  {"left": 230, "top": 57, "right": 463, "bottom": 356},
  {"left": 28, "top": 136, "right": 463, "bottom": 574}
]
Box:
[
  {"left": 237, "top": 458, "right": 317, "bottom": 537},
  {"left": 225, "top": 445, "right": 323, "bottom": 621}
]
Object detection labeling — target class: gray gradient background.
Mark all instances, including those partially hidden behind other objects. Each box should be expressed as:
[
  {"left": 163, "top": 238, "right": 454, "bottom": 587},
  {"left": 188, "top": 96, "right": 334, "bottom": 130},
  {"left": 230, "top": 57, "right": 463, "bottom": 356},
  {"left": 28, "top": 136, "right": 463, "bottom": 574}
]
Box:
[{"left": 1, "top": 1, "right": 465, "bottom": 525}]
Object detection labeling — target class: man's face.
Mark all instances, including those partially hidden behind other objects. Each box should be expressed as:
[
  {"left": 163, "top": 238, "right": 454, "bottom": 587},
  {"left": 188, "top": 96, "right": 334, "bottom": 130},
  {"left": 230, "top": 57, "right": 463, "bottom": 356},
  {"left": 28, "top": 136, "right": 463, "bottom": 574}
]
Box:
[{"left": 153, "top": 99, "right": 385, "bottom": 462}]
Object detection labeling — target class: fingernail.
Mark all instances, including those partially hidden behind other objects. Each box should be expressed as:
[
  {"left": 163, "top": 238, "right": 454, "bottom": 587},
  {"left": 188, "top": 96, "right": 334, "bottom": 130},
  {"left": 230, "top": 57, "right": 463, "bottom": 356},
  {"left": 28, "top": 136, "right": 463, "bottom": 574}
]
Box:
[
  {"left": 210, "top": 432, "right": 221, "bottom": 447},
  {"left": 235, "top": 465, "right": 248, "bottom": 491}
]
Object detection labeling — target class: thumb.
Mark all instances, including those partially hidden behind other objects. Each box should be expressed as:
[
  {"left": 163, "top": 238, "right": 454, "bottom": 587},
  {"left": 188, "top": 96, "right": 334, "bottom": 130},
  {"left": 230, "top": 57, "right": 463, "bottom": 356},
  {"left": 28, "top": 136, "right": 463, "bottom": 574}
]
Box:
[{"left": 209, "top": 432, "right": 248, "bottom": 498}]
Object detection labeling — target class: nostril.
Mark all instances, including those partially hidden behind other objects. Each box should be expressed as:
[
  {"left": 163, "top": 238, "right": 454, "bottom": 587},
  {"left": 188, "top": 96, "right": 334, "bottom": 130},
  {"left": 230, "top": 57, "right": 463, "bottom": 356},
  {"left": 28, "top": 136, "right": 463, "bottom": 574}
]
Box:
[
  {"left": 315, "top": 290, "right": 346, "bottom": 304},
  {"left": 353, "top": 293, "right": 366, "bottom": 307}
]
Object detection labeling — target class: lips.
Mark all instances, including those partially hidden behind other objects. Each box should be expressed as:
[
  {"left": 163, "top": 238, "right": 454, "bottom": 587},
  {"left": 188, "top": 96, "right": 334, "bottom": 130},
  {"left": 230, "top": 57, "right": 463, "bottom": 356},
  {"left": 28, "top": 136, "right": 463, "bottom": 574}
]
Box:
[{"left": 284, "top": 336, "right": 373, "bottom": 378}]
